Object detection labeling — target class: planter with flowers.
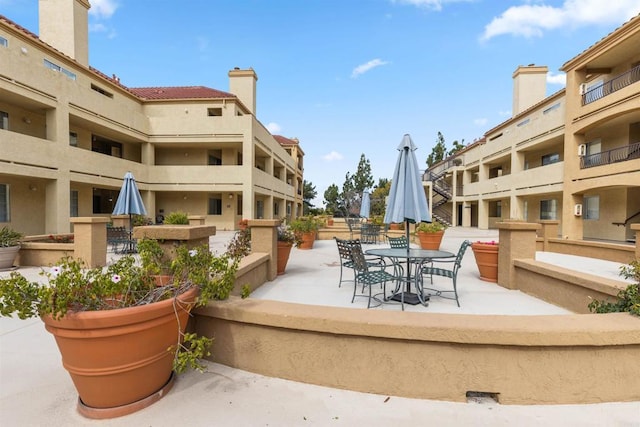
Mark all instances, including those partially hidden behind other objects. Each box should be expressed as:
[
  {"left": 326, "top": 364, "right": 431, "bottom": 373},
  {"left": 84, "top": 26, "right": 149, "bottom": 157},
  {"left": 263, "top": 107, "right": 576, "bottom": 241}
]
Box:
[
  {"left": 471, "top": 240, "right": 499, "bottom": 282},
  {"left": 0, "top": 239, "right": 239, "bottom": 419},
  {"left": 415, "top": 221, "right": 447, "bottom": 250},
  {"left": 238, "top": 218, "right": 249, "bottom": 231},
  {"left": 0, "top": 226, "right": 23, "bottom": 270},
  {"left": 276, "top": 223, "right": 302, "bottom": 275},
  {"left": 289, "top": 217, "right": 320, "bottom": 250}
]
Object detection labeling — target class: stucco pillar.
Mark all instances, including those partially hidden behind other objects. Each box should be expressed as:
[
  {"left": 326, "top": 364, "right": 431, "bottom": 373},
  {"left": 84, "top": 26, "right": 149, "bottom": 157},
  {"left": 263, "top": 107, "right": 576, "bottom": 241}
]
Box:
[
  {"left": 248, "top": 219, "right": 279, "bottom": 281},
  {"left": 462, "top": 202, "right": 472, "bottom": 227},
  {"left": 539, "top": 220, "right": 560, "bottom": 251},
  {"left": 46, "top": 178, "right": 71, "bottom": 233},
  {"left": 478, "top": 199, "right": 489, "bottom": 229},
  {"left": 497, "top": 221, "right": 541, "bottom": 290},
  {"left": 70, "top": 216, "right": 109, "bottom": 268},
  {"left": 632, "top": 224, "right": 640, "bottom": 260}
]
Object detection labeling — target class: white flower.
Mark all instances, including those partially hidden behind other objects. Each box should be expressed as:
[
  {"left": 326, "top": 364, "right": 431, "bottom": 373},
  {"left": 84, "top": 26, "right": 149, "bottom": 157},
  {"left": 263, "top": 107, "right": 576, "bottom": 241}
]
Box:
[
  {"left": 111, "top": 274, "right": 121, "bottom": 283},
  {"left": 50, "top": 266, "right": 62, "bottom": 277},
  {"left": 189, "top": 249, "right": 197, "bottom": 257}
]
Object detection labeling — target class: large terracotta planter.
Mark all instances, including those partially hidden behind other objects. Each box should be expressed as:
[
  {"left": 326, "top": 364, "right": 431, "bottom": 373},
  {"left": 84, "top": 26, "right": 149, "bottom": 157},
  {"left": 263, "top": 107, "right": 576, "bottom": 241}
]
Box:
[
  {"left": 471, "top": 242, "right": 499, "bottom": 282},
  {"left": 416, "top": 231, "right": 444, "bottom": 250},
  {"left": 277, "top": 241, "right": 293, "bottom": 275},
  {"left": 42, "top": 287, "right": 199, "bottom": 419},
  {"left": 298, "top": 232, "right": 316, "bottom": 250}
]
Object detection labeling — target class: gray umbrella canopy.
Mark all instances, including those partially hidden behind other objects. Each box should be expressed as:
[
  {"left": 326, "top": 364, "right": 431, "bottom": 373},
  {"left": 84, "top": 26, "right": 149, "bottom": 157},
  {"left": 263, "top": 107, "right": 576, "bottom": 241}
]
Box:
[
  {"left": 383, "top": 134, "right": 431, "bottom": 228},
  {"left": 112, "top": 172, "right": 147, "bottom": 217},
  {"left": 359, "top": 191, "right": 371, "bottom": 219}
]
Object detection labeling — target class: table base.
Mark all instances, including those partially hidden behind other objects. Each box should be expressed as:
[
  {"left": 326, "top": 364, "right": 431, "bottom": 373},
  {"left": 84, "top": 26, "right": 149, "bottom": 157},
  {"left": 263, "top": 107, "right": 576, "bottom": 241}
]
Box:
[{"left": 389, "top": 292, "right": 429, "bottom": 305}]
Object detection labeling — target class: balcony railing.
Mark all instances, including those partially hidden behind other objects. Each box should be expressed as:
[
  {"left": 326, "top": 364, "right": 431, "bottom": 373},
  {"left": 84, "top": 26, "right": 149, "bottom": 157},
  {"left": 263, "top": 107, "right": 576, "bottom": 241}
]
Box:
[
  {"left": 580, "top": 142, "right": 640, "bottom": 169},
  {"left": 582, "top": 64, "right": 640, "bottom": 105}
]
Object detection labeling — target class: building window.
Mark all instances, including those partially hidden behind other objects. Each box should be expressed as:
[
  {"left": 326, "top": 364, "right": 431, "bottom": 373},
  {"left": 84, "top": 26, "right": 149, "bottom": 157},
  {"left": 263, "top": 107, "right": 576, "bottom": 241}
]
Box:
[
  {"left": 208, "top": 149, "right": 222, "bottom": 165},
  {"left": 70, "top": 190, "right": 79, "bottom": 217},
  {"left": 0, "top": 111, "right": 8, "bottom": 130},
  {"left": 517, "top": 118, "right": 530, "bottom": 127},
  {"left": 541, "top": 153, "right": 560, "bottom": 166},
  {"left": 0, "top": 184, "right": 9, "bottom": 222},
  {"left": 543, "top": 103, "right": 561, "bottom": 114},
  {"left": 523, "top": 200, "right": 528, "bottom": 221},
  {"left": 208, "top": 197, "right": 222, "bottom": 215},
  {"left": 274, "top": 202, "right": 279, "bottom": 217},
  {"left": 207, "top": 108, "right": 222, "bottom": 117},
  {"left": 43, "top": 59, "right": 76, "bottom": 80},
  {"left": 91, "top": 84, "right": 113, "bottom": 98},
  {"left": 584, "top": 196, "right": 599, "bottom": 220},
  {"left": 69, "top": 132, "right": 78, "bottom": 147},
  {"left": 540, "top": 199, "right": 557, "bottom": 220},
  {"left": 0, "top": 36, "right": 7, "bottom": 47},
  {"left": 256, "top": 200, "right": 264, "bottom": 219},
  {"left": 237, "top": 152, "right": 243, "bottom": 166},
  {"left": 237, "top": 197, "right": 242, "bottom": 215}
]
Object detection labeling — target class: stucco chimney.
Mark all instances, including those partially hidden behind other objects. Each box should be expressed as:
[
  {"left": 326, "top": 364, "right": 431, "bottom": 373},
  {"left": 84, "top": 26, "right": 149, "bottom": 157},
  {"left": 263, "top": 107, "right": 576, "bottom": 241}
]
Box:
[
  {"left": 228, "top": 67, "right": 258, "bottom": 115},
  {"left": 38, "top": 0, "right": 91, "bottom": 66},
  {"left": 512, "top": 64, "right": 548, "bottom": 115}
]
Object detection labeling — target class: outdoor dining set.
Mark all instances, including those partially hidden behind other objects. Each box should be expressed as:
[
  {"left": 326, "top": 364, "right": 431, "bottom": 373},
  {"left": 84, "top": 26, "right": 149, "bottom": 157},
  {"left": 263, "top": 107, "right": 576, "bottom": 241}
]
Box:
[{"left": 334, "top": 235, "right": 471, "bottom": 311}]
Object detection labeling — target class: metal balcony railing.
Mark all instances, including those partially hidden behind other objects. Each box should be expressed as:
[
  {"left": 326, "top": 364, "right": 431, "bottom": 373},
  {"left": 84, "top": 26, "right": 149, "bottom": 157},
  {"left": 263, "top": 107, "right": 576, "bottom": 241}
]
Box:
[
  {"left": 582, "top": 64, "right": 640, "bottom": 105},
  {"left": 580, "top": 142, "right": 640, "bottom": 169}
]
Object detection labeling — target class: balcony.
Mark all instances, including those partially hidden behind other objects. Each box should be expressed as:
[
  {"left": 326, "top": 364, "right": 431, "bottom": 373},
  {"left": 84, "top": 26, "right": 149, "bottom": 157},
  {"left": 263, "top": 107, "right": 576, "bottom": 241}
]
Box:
[
  {"left": 582, "top": 64, "right": 640, "bottom": 105},
  {"left": 580, "top": 142, "right": 640, "bottom": 169}
]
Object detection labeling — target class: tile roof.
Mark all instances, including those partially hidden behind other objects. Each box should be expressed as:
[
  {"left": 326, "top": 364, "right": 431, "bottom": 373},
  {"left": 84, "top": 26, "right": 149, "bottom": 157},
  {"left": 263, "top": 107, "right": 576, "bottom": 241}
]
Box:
[
  {"left": 128, "top": 86, "right": 236, "bottom": 100},
  {"left": 273, "top": 135, "right": 299, "bottom": 145}
]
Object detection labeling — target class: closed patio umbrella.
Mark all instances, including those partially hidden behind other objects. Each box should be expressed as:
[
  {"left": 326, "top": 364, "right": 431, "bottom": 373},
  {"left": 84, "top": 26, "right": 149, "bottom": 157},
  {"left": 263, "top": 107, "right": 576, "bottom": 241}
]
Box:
[
  {"left": 383, "top": 134, "right": 432, "bottom": 304},
  {"left": 359, "top": 191, "right": 371, "bottom": 219},
  {"left": 112, "top": 172, "right": 147, "bottom": 252}
]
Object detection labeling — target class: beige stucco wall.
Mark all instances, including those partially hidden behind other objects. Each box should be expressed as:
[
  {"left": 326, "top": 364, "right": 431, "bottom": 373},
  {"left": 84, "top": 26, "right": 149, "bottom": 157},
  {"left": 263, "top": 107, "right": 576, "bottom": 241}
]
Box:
[{"left": 194, "top": 299, "right": 640, "bottom": 405}]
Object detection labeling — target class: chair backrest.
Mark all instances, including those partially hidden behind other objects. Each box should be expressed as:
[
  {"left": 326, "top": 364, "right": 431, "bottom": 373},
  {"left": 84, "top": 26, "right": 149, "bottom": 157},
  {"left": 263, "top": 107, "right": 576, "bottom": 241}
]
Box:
[
  {"left": 388, "top": 235, "right": 409, "bottom": 249},
  {"left": 453, "top": 240, "right": 472, "bottom": 272},
  {"left": 335, "top": 237, "right": 359, "bottom": 262},
  {"left": 349, "top": 243, "right": 369, "bottom": 273}
]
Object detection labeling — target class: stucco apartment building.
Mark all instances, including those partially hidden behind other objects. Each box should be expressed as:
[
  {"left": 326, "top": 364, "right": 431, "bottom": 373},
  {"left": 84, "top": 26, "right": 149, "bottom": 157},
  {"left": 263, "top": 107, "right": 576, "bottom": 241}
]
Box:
[
  {"left": 427, "top": 14, "right": 640, "bottom": 244},
  {"left": 0, "top": 0, "right": 304, "bottom": 236}
]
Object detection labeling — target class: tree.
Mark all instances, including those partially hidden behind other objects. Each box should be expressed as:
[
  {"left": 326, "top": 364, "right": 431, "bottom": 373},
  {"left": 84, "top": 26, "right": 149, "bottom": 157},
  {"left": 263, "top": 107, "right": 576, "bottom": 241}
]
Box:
[
  {"left": 370, "top": 178, "right": 390, "bottom": 216},
  {"left": 323, "top": 184, "right": 340, "bottom": 215},
  {"left": 340, "top": 172, "right": 357, "bottom": 217},
  {"left": 352, "top": 154, "right": 374, "bottom": 194},
  {"left": 426, "top": 131, "right": 447, "bottom": 168},
  {"left": 302, "top": 180, "right": 317, "bottom": 216},
  {"left": 447, "top": 138, "right": 465, "bottom": 157}
]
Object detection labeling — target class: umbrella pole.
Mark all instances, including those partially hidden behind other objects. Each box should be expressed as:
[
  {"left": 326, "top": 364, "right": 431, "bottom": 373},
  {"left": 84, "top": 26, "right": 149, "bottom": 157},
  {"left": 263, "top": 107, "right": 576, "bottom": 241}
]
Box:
[
  {"left": 128, "top": 213, "right": 133, "bottom": 253},
  {"left": 405, "top": 219, "right": 411, "bottom": 292}
]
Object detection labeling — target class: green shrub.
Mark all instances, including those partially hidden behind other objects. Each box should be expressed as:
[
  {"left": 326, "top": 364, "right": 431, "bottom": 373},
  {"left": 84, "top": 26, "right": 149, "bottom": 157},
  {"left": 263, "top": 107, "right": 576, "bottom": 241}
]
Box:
[
  {"left": 588, "top": 260, "right": 640, "bottom": 316},
  {"left": 164, "top": 211, "right": 189, "bottom": 225}
]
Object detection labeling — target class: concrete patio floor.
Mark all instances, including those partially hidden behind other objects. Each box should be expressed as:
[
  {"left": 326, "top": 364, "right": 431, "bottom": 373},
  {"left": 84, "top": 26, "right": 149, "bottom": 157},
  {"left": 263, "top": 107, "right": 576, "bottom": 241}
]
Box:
[{"left": 1, "top": 227, "right": 638, "bottom": 426}]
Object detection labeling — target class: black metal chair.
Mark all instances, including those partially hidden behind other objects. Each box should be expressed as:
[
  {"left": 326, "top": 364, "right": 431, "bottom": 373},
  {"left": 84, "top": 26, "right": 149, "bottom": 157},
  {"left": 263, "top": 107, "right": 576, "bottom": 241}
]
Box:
[
  {"left": 350, "top": 243, "right": 399, "bottom": 309},
  {"left": 361, "top": 223, "right": 381, "bottom": 244},
  {"left": 346, "top": 218, "right": 362, "bottom": 239},
  {"left": 334, "top": 238, "right": 384, "bottom": 288},
  {"left": 418, "top": 240, "right": 471, "bottom": 307}
]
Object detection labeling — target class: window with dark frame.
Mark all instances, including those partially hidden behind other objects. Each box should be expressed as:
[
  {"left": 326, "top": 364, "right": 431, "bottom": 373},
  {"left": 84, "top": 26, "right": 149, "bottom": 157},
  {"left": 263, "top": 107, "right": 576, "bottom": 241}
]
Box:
[{"left": 208, "top": 197, "right": 222, "bottom": 215}]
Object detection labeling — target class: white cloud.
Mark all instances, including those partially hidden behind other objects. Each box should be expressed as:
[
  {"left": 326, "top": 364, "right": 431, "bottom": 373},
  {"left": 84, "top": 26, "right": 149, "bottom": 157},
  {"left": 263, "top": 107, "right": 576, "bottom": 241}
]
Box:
[
  {"left": 481, "top": 0, "right": 640, "bottom": 41},
  {"left": 323, "top": 151, "right": 344, "bottom": 161},
  {"left": 89, "top": 23, "right": 108, "bottom": 33},
  {"left": 266, "top": 122, "right": 281, "bottom": 133},
  {"left": 547, "top": 72, "right": 566, "bottom": 85},
  {"left": 391, "top": 0, "right": 474, "bottom": 12},
  {"left": 498, "top": 110, "right": 511, "bottom": 117},
  {"left": 89, "top": 0, "right": 119, "bottom": 19},
  {"left": 473, "top": 118, "right": 488, "bottom": 126},
  {"left": 351, "top": 59, "right": 390, "bottom": 78}
]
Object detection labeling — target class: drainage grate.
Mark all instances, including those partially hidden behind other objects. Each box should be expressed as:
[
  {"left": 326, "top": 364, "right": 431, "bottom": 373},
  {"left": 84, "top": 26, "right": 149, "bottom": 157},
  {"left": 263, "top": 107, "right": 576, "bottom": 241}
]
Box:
[{"left": 466, "top": 391, "right": 500, "bottom": 404}]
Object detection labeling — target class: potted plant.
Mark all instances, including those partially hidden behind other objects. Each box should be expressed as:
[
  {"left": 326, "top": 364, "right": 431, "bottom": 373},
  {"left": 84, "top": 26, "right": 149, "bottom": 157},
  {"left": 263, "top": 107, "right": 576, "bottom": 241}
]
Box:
[
  {"left": 276, "top": 222, "right": 302, "bottom": 275},
  {"left": 0, "top": 226, "right": 23, "bottom": 270},
  {"left": 0, "top": 241, "right": 239, "bottom": 418},
  {"left": 471, "top": 240, "right": 499, "bottom": 282},
  {"left": 238, "top": 218, "right": 249, "bottom": 231},
  {"left": 415, "top": 221, "right": 447, "bottom": 250},
  {"left": 289, "top": 217, "right": 320, "bottom": 250}
]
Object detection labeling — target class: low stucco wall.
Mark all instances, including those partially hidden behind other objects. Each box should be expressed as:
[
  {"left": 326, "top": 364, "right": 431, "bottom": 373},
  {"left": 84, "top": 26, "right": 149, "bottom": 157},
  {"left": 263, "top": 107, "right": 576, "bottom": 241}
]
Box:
[
  {"left": 194, "top": 299, "right": 640, "bottom": 405},
  {"left": 16, "top": 242, "right": 74, "bottom": 266},
  {"left": 545, "top": 238, "right": 635, "bottom": 264},
  {"left": 513, "top": 259, "right": 627, "bottom": 314}
]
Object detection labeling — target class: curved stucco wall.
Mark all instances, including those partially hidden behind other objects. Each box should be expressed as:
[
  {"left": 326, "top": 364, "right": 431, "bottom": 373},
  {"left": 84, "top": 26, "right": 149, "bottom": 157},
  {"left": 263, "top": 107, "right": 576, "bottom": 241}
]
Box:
[{"left": 194, "top": 297, "right": 640, "bottom": 405}]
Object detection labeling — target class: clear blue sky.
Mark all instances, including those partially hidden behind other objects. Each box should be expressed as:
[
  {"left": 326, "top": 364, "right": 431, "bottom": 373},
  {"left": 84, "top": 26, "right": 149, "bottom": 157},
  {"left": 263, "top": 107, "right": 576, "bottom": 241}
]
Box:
[{"left": 3, "top": 0, "right": 639, "bottom": 207}]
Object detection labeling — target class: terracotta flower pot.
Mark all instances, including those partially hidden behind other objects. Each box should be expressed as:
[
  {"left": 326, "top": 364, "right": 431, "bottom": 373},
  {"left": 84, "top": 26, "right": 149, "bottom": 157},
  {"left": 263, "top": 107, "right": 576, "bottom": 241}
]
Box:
[
  {"left": 277, "top": 241, "right": 293, "bottom": 275},
  {"left": 389, "top": 223, "right": 402, "bottom": 230},
  {"left": 41, "top": 287, "right": 199, "bottom": 418},
  {"left": 471, "top": 242, "right": 499, "bottom": 282},
  {"left": 416, "top": 231, "right": 444, "bottom": 250},
  {"left": 298, "top": 231, "right": 316, "bottom": 250}
]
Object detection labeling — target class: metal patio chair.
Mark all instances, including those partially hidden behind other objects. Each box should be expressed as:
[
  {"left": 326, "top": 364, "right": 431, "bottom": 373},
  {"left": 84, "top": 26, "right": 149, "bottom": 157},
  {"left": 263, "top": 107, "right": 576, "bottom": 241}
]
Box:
[{"left": 418, "top": 240, "right": 472, "bottom": 307}]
